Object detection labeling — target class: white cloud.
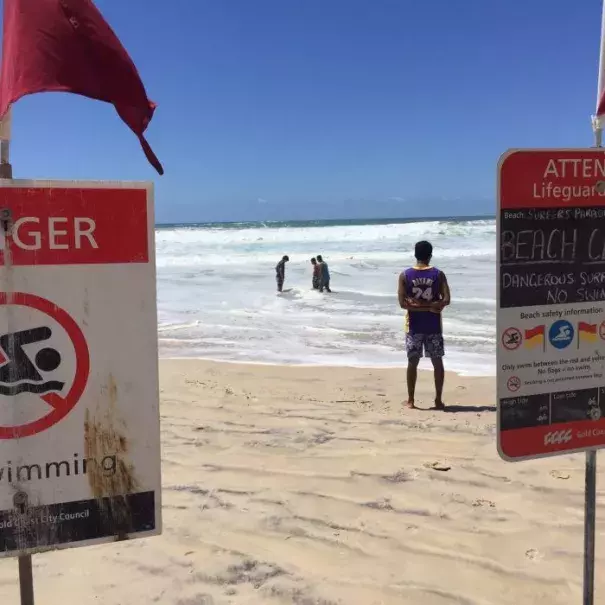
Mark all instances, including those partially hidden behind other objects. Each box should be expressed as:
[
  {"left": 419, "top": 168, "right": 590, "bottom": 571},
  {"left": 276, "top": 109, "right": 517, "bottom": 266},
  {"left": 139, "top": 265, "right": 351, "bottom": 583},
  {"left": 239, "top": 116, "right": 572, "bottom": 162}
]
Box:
[
  {"left": 388, "top": 196, "right": 407, "bottom": 203},
  {"left": 257, "top": 197, "right": 268, "bottom": 204}
]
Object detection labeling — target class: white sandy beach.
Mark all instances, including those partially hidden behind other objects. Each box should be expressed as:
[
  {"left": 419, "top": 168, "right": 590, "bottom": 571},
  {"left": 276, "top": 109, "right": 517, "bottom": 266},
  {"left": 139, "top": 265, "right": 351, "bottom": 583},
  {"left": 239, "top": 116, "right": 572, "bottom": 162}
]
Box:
[{"left": 0, "top": 359, "right": 602, "bottom": 604}]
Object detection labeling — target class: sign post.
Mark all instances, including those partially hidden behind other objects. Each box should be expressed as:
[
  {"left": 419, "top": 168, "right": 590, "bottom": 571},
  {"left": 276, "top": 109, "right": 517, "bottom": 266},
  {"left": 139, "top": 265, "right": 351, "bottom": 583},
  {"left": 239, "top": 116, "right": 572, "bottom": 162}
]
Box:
[
  {"left": 584, "top": 448, "right": 596, "bottom": 604},
  {"left": 584, "top": 3, "right": 605, "bottom": 602},
  {"left": 0, "top": 109, "right": 34, "bottom": 605},
  {"left": 497, "top": 149, "right": 605, "bottom": 603}
]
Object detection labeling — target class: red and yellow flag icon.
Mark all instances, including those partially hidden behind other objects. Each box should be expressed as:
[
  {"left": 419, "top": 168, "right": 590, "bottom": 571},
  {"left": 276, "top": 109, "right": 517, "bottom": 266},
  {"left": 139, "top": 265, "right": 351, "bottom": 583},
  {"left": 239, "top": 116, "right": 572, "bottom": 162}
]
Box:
[
  {"left": 578, "top": 322, "right": 598, "bottom": 344},
  {"left": 524, "top": 325, "right": 545, "bottom": 350}
]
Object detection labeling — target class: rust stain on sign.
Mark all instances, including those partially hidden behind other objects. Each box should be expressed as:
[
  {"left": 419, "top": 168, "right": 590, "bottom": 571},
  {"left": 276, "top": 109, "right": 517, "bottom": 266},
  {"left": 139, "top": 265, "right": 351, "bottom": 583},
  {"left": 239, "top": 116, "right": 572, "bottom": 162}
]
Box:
[
  {"left": 84, "top": 375, "right": 138, "bottom": 497},
  {"left": 84, "top": 374, "right": 139, "bottom": 539}
]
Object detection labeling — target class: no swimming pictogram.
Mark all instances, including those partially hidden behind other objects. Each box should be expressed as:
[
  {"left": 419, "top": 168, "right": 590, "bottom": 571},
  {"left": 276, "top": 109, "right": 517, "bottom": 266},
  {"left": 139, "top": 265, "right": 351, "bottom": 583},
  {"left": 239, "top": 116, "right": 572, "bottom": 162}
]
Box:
[
  {"left": 502, "top": 327, "right": 522, "bottom": 350},
  {"left": 0, "top": 292, "right": 89, "bottom": 439},
  {"left": 507, "top": 375, "right": 521, "bottom": 393}
]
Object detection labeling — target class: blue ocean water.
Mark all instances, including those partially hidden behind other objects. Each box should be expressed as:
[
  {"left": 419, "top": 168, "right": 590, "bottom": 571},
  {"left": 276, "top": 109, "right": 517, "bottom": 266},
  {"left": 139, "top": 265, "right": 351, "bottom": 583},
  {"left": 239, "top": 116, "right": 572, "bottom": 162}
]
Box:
[{"left": 155, "top": 216, "right": 496, "bottom": 376}]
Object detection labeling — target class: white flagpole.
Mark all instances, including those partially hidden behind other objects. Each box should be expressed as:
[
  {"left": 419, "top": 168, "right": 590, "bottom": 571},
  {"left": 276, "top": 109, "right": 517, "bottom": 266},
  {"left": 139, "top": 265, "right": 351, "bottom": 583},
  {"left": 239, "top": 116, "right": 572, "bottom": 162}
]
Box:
[
  {"left": 0, "top": 107, "right": 32, "bottom": 605},
  {"left": 592, "top": 0, "right": 605, "bottom": 147},
  {"left": 0, "top": 108, "right": 12, "bottom": 178},
  {"left": 583, "top": 6, "right": 605, "bottom": 605}
]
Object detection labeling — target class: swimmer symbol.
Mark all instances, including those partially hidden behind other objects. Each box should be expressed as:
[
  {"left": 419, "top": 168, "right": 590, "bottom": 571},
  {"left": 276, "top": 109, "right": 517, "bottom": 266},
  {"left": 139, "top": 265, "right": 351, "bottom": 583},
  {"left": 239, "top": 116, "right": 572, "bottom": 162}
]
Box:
[{"left": 0, "top": 327, "right": 64, "bottom": 396}]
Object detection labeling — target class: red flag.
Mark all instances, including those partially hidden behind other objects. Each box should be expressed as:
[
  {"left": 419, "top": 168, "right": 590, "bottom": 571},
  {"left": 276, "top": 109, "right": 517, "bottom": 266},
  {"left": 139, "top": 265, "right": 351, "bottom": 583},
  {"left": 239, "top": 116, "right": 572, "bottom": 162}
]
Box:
[
  {"left": 524, "top": 325, "right": 545, "bottom": 340},
  {"left": 0, "top": 0, "right": 163, "bottom": 175},
  {"left": 579, "top": 322, "right": 598, "bottom": 335}
]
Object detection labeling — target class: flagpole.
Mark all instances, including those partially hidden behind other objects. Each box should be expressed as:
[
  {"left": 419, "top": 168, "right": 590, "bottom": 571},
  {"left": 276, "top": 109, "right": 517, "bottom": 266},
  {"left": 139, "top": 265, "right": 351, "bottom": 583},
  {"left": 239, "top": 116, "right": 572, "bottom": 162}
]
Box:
[
  {"left": 0, "top": 109, "right": 34, "bottom": 605},
  {"left": 0, "top": 109, "right": 12, "bottom": 177},
  {"left": 583, "top": 5, "right": 605, "bottom": 604},
  {"left": 593, "top": 0, "right": 605, "bottom": 146}
]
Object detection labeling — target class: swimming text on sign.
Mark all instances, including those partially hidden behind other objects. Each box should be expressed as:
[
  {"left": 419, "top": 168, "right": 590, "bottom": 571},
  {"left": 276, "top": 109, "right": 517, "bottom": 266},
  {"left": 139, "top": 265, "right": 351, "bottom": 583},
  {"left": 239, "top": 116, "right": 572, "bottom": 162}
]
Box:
[{"left": 0, "top": 452, "right": 117, "bottom": 484}]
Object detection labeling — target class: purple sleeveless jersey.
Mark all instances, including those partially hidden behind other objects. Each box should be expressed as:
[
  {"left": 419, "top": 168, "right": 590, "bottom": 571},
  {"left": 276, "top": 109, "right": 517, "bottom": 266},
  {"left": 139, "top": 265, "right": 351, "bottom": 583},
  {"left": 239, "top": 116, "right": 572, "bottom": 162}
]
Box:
[{"left": 403, "top": 267, "right": 442, "bottom": 335}]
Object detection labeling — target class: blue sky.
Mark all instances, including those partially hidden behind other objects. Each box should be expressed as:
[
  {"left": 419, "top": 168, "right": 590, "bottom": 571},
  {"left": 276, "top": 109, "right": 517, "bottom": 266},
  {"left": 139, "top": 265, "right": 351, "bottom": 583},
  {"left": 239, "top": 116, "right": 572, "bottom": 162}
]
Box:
[{"left": 5, "top": 0, "right": 605, "bottom": 223}]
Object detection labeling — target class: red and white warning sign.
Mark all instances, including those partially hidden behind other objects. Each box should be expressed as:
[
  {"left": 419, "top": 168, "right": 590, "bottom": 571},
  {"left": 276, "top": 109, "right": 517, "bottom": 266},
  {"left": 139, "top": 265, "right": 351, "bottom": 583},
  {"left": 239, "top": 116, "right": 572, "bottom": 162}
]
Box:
[
  {"left": 0, "top": 291, "right": 89, "bottom": 439},
  {"left": 0, "top": 180, "right": 161, "bottom": 557}
]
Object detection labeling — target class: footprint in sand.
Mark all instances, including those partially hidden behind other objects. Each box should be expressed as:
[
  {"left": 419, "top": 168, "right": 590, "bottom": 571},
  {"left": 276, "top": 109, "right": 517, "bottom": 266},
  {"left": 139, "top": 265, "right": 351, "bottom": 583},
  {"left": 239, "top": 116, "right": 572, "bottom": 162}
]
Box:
[
  {"left": 364, "top": 498, "right": 394, "bottom": 511},
  {"left": 382, "top": 469, "right": 413, "bottom": 483},
  {"left": 525, "top": 548, "right": 543, "bottom": 561},
  {"left": 550, "top": 470, "right": 571, "bottom": 480},
  {"left": 424, "top": 461, "right": 451, "bottom": 472},
  {"left": 472, "top": 498, "right": 495, "bottom": 508}
]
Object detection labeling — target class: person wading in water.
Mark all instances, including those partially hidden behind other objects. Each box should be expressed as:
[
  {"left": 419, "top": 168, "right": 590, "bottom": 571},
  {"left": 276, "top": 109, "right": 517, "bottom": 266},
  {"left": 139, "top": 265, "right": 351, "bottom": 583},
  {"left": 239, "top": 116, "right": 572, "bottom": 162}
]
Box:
[
  {"left": 311, "top": 257, "right": 320, "bottom": 290},
  {"left": 316, "top": 255, "right": 331, "bottom": 293},
  {"left": 275, "top": 255, "right": 289, "bottom": 292}
]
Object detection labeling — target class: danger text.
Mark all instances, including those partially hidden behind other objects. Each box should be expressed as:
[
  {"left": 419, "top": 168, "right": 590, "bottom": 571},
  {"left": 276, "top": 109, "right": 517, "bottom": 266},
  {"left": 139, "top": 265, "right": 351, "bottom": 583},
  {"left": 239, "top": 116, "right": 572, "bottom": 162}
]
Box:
[{"left": 0, "top": 217, "right": 98, "bottom": 251}]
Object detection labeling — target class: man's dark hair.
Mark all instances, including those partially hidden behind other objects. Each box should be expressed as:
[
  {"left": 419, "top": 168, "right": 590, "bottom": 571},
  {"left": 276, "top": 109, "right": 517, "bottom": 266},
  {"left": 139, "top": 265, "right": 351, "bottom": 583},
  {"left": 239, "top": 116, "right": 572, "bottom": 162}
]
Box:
[
  {"left": 317, "top": 255, "right": 323, "bottom": 262},
  {"left": 283, "top": 255, "right": 289, "bottom": 261},
  {"left": 414, "top": 241, "right": 433, "bottom": 262},
  {"left": 311, "top": 257, "right": 316, "bottom": 263}
]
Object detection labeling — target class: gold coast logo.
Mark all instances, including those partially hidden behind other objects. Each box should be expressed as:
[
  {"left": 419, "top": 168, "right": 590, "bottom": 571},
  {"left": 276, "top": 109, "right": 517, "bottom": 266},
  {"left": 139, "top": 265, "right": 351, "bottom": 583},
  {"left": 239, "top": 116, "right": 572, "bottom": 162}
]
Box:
[{"left": 543, "top": 429, "right": 572, "bottom": 446}]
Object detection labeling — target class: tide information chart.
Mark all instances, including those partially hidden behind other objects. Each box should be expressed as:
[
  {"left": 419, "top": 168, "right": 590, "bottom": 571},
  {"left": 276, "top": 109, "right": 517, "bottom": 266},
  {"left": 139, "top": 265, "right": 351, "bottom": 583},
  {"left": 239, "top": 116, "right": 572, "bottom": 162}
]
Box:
[{"left": 497, "top": 149, "right": 605, "bottom": 460}]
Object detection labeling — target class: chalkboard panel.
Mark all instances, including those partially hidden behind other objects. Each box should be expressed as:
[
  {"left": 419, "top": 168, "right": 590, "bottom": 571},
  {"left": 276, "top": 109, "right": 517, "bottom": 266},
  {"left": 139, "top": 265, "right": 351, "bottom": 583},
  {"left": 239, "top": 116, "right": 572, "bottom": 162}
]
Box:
[
  {"left": 550, "top": 387, "right": 601, "bottom": 424},
  {"left": 500, "top": 206, "right": 605, "bottom": 308},
  {"left": 500, "top": 393, "right": 551, "bottom": 430}
]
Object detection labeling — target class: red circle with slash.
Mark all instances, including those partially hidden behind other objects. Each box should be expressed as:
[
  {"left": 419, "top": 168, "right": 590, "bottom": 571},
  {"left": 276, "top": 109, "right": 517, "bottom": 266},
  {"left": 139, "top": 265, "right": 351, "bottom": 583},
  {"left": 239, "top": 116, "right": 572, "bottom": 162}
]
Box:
[
  {"left": 502, "top": 327, "right": 522, "bottom": 350},
  {"left": 507, "top": 375, "right": 521, "bottom": 392},
  {"left": 0, "top": 292, "right": 89, "bottom": 439}
]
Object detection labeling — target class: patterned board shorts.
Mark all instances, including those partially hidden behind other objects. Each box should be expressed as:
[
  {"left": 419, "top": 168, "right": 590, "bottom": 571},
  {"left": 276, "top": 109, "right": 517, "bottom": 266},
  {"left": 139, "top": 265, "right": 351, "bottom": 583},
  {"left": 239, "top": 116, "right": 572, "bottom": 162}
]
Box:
[{"left": 406, "top": 333, "right": 445, "bottom": 359}]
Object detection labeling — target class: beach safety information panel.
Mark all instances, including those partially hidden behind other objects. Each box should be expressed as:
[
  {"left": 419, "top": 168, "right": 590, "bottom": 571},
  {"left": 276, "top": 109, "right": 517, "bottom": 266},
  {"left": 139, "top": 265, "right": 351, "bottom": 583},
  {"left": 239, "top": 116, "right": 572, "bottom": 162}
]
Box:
[
  {"left": 0, "top": 180, "right": 161, "bottom": 556},
  {"left": 497, "top": 149, "right": 605, "bottom": 461}
]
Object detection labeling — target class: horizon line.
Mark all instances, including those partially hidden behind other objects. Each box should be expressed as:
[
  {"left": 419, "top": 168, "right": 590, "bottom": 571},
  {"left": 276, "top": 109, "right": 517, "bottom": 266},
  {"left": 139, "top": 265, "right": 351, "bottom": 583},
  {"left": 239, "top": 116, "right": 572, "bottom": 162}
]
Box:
[{"left": 155, "top": 213, "right": 495, "bottom": 228}]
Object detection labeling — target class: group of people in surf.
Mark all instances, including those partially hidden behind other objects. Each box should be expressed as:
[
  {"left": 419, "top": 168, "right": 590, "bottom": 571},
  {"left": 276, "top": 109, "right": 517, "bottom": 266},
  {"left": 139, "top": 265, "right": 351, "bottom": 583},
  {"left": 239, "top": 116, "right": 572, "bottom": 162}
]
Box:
[{"left": 275, "top": 255, "right": 331, "bottom": 293}]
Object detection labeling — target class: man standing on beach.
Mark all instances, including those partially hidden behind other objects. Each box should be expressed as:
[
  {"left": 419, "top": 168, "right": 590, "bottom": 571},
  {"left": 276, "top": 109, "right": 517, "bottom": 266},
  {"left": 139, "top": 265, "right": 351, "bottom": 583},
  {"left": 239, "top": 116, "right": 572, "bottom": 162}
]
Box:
[
  {"left": 316, "top": 255, "right": 332, "bottom": 293},
  {"left": 276, "top": 255, "right": 289, "bottom": 292},
  {"left": 398, "top": 241, "right": 450, "bottom": 410}
]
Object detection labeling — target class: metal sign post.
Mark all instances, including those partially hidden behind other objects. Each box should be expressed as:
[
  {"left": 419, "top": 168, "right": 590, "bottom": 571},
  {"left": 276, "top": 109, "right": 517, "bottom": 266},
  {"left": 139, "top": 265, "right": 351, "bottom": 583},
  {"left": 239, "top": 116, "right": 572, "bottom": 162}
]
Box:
[
  {"left": 583, "top": 450, "right": 596, "bottom": 605},
  {"left": 582, "top": 2, "right": 605, "bottom": 602},
  {"left": 0, "top": 111, "right": 35, "bottom": 605},
  {"left": 17, "top": 555, "right": 34, "bottom": 605}
]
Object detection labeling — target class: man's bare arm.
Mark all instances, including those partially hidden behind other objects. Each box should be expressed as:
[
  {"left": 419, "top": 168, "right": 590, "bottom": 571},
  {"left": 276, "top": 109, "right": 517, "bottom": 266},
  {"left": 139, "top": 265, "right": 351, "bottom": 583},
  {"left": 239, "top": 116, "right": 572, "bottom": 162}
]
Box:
[
  {"left": 398, "top": 274, "right": 420, "bottom": 309},
  {"left": 440, "top": 272, "right": 451, "bottom": 306},
  {"left": 426, "top": 272, "right": 451, "bottom": 311},
  {"left": 398, "top": 274, "right": 407, "bottom": 309},
  {"left": 428, "top": 271, "right": 451, "bottom": 311}
]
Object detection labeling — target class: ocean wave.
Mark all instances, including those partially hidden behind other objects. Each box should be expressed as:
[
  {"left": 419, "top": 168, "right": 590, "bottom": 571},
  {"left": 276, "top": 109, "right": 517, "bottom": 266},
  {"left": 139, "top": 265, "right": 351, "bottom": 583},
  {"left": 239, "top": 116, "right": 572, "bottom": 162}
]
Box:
[
  {"left": 156, "top": 248, "right": 495, "bottom": 269},
  {"left": 156, "top": 217, "right": 497, "bottom": 375},
  {"left": 156, "top": 219, "right": 494, "bottom": 248}
]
